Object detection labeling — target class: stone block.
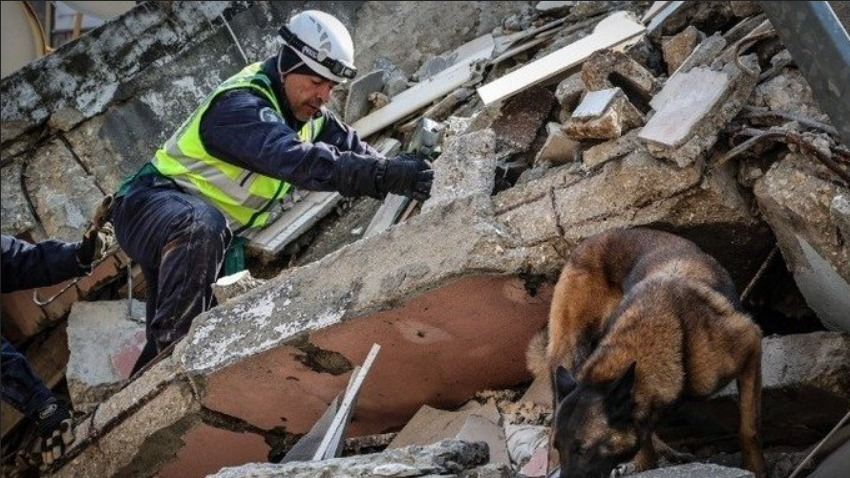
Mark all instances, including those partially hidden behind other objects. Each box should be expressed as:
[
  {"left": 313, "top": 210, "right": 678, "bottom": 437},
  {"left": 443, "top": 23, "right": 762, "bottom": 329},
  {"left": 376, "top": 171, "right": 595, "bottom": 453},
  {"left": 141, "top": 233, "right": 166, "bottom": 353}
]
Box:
[
  {"left": 640, "top": 56, "right": 759, "bottom": 167},
  {"left": 534, "top": 123, "right": 580, "bottom": 166},
  {"left": 423, "top": 128, "right": 497, "bottom": 212},
  {"left": 25, "top": 139, "right": 105, "bottom": 242},
  {"left": 489, "top": 86, "right": 557, "bottom": 155},
  {"left": 1, "top": 161, "right": 38, "bottom": 238},
  {"left": 67, "top": 300, "right": 147, "bottom": 412},
  {"left": 554, "top": 73, "right": 584, "bottom": 112},
  {"left": 754, "top": 154, "right": 850, "bottom": 331},
  {"left": 662, "top": 25, "right": 702, "bottom": 75},
  {"left": 581, "top": 49, "right": 661, "bottom": 107},
  {"left": 563, "top": 88, "right": 644, "bottom": 140},
  {"left": 582, "top": 129, "right": 642, "bottom": 170},
  {"left": 675, "top": 33, "right": 727, "bottom": 74}
]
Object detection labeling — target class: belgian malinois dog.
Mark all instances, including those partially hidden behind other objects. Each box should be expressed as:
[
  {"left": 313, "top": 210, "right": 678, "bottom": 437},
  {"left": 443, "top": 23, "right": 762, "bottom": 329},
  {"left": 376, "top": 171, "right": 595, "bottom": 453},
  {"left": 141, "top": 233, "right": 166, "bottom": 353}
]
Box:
[{"left": 529, "top": 227, "right": 766, "bottom": 478}]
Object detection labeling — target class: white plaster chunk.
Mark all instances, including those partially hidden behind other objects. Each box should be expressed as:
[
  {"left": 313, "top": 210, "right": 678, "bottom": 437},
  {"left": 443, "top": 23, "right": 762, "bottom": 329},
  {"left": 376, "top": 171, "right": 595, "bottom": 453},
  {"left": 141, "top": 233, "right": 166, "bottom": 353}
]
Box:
[
  {"left": 640, "top": 68, "right": 729, "bottom": 149},
  {"left": 571, "top": 88, "right": 619, "bottom": 120}
]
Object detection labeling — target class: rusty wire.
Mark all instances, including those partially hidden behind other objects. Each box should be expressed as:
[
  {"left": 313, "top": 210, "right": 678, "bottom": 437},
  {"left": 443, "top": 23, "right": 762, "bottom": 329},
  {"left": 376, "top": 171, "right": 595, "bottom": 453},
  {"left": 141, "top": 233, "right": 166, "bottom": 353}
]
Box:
[{"left": 714, "top": 128, "right": 850, "bottom": 184}]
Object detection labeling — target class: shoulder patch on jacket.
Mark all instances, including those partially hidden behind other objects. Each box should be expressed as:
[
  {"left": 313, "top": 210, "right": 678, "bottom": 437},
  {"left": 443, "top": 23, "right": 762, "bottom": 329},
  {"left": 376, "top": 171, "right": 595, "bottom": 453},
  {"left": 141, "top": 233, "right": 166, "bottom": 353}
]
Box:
[{"left": 259, "top": 107, "right": 283, "bottom": 123}]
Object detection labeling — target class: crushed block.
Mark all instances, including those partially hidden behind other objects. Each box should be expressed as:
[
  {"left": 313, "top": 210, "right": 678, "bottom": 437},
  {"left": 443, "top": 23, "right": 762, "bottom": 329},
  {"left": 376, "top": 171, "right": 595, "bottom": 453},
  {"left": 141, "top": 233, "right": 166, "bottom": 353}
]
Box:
[
  {"left": 554, "top": 73, "right": 585, "bottom": 114},
  {"left": 640, "top": 56, "right": 759, "bottom": 167},
  {"left": 662, "top": 25, "right": 702, "bottom": 75},
  {"left": 535, "top": 123, "right": 580, "bottom": 166},
  {"left": 582, "top": 129, "right": 641, "bottom": 170},
  {"left": 754, "top": 154, "right": 850, "bottom": 331},
  {"left": 423, "top": 128, "right": 497, "bottom": 212},
  {"left": 581, "top": 49, "right": 661, "bottom": 108},
  {"left": 563, "top": 88, "right": 644, "bottom": 140},
  {"left": 66, "top": 300, "right": 147, "bottom": 412},
  {"left": 673, "top": 32, "right": 727, "bottom": 74}
]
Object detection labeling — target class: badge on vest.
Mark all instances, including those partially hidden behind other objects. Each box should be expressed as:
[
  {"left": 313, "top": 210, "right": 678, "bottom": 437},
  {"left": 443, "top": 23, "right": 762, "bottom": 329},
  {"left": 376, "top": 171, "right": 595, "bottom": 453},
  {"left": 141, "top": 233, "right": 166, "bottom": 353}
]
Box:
[{"left": 259, "top": 107, "right": 282, "bottom": 123}]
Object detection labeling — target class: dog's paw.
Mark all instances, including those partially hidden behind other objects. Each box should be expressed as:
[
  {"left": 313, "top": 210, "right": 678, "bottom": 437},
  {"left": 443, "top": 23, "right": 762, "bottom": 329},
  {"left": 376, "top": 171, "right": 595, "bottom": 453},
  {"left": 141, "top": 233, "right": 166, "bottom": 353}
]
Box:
[{"left": 611, "top": 463, "right": 636, "bottom": 478}]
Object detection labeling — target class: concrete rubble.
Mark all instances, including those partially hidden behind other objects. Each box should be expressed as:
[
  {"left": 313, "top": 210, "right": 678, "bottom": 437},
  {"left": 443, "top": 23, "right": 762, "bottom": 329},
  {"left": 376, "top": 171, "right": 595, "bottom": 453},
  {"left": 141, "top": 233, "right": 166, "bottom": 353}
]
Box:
[{"left": 1, "top": 1, "right": 849, "bottom": 477}]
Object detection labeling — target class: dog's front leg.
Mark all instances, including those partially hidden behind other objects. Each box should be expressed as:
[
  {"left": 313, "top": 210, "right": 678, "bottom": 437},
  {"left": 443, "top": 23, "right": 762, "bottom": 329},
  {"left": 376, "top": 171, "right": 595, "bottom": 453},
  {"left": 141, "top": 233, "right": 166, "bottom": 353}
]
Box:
[
  {"left": 738, "top": 342, "right": 767, "bottom": 478},
  {"left": 632, "top": 430, "right": 658, "bottom": 472}
]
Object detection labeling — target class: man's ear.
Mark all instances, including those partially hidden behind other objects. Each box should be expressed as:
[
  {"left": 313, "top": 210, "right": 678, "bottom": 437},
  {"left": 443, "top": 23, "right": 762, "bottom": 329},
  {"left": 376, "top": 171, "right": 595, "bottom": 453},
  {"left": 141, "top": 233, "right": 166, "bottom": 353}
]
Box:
[
  {"left": 554, "top": 365, "right": 578, "bottom": 403},
  {"left": 605, "top": 361, "right": 637, "bottom": 425}
]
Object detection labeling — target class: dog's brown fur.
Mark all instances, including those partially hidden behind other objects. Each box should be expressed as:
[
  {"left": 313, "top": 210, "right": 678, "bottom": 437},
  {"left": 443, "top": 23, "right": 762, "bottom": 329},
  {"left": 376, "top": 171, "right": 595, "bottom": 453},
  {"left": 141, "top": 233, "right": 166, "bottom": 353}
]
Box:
[{"left": 530, "top": 227, "right": 766, "bottom": 478}]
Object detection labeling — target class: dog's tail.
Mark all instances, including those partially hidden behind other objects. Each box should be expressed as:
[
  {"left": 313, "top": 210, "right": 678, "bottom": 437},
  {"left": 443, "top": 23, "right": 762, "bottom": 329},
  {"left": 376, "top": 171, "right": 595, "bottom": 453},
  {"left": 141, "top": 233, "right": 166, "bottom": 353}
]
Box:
[{"left": 526, "top": 330, "right": 550, "bottom": 380}]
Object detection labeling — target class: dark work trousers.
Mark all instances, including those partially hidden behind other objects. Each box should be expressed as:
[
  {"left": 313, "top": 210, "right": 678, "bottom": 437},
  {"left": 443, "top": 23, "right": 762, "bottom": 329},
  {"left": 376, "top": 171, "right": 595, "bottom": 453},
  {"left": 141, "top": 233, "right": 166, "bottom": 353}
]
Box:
[
  {"left": 1, "top": 336, "right": 53, "bottom": 418},
  {"left": 111, "top": 175, "right": 231, "bottom": 375}
]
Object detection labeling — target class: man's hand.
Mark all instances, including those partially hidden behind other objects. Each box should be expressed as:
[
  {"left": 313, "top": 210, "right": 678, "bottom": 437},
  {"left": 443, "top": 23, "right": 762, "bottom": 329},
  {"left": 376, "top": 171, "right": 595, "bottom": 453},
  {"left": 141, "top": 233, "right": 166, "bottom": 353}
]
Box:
[
  {"left": 77, "top": 194, "right": 116, "bottom": 267},
  {"left": 35, "top": 398, "right": 75, "bottom": 468},
  {"left": 377, "top": 153, "right": 434, "bottom": 201}
]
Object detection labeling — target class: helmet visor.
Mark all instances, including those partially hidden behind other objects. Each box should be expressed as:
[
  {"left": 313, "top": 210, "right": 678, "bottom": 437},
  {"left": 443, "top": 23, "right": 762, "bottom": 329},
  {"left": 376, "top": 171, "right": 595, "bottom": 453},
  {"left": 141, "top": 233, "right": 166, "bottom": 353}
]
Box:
[{"left": 278, "top": 26, "right": 357, "bottom": 80}]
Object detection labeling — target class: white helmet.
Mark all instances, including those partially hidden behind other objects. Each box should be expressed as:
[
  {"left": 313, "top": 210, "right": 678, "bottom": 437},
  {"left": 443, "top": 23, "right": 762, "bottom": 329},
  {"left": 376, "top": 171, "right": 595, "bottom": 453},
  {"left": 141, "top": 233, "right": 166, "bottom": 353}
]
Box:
[{"left": 278, "top": 10, "right": 357, "bottom": 83}]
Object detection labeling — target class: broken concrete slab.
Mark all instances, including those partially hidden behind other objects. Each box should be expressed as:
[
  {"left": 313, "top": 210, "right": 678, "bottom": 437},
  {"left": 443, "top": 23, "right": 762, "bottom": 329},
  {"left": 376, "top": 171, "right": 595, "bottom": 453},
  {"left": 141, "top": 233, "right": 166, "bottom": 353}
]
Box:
[
  {"left": 210, "top": 440, "right": 490, "bottom": 478},
  {"left": 24, "top": 139, "right": 106, "bottom": 242},
  {"left": 563, "top": 88, "right": 644, "bottom": 140},
  {"left": 582, "top": 129, "right": 642, "bottom": 170},
  {"left": 581, "top": 49, "right": 661, "bottom": 110},
  {"left": 423, "top": 129, "right": 498, "bottom": 212},
  {"left": 487, "top": 86, "right": 556, "bottom": 156},
  {"left": 640, "top": 56, "right": 760, "bottom": 167},
  {"left": 751, "top": 68, "right": 828, "bottom": 120},
  {"left": 66, "top": 300, "right": 147, "bottom": 412},
  {"left": 0, "top": 161, "right": 39, "bottom": 238},
  {"left": 754, "top": 154, "right": 850, "bottom": 332},
  {"left": 343, "top": 70, "right": 385, "bottom": 124},
  {"left": 631, "top": 463, "right": 753, "bottom": 478},
  {"left": 673, "top": 32, "right": 727, "bottom": 75},
  {"left": 554, "top": 72, "right": 585, "bottom": 117},
  {"left": 662, "top": 25, "right": 701, "bottom": 75},
  {"left": 535, "top": 123, "right": 580, "bottom": 166}
]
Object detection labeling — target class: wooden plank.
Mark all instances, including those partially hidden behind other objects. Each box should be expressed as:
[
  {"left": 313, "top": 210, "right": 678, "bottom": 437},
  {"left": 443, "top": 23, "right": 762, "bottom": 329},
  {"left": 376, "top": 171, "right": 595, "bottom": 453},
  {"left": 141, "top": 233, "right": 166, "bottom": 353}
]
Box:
[
  {"left": 246, "top": 191, "right": 342, "bottom": 255},
  {"left": 476, "top": 11, "right": 646, "bottom": 106},
  {"left": 645, "top": 1, "right": 686, "bottom": 31},
  {"left": 640, "top": 1, "right": 675, "bottom": 24},
  {"left": 312, "top": 344, "right": 381, "bottom": 461},
  {"left": 352, "top": 60, "right": 483, "bottom": 139}
]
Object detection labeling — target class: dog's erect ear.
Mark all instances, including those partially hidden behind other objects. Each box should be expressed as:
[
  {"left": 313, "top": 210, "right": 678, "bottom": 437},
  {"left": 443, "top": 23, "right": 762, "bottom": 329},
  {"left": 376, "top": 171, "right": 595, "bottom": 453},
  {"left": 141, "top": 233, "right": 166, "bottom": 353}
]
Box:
[
  {"left": 605, "top": 361, "right": 637, "bottom": 425},
  {"left": 554, "top": 365, "right": 578, "bottom": 403}
]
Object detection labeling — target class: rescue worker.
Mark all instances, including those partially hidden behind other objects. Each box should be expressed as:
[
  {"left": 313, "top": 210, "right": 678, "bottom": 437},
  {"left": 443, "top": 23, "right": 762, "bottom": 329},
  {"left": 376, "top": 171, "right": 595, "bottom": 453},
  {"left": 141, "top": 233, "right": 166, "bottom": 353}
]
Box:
[
  {"left": 1, "top": 217, "right": 110, "bottom": 467},
  {"left": 110, "top": 10, "right": 434, "bottom": 375}
]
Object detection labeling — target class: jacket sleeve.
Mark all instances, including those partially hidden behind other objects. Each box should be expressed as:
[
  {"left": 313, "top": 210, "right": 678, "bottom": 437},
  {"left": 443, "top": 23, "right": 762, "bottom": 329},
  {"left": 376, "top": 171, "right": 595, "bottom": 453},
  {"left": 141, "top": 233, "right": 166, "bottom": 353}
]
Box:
[
  {"left": 199, "top": 90, "right": 384, "bottom": 198},
  {"left": 1, "top": 235, "right": 86, "bottom": 293}
]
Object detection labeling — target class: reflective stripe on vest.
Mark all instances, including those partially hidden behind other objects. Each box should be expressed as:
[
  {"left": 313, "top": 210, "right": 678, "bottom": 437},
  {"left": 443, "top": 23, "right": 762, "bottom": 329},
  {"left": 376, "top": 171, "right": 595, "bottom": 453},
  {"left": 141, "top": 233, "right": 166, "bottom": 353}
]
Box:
[{"left": 152, "top": 62, "right": 325, "bottom": 230}]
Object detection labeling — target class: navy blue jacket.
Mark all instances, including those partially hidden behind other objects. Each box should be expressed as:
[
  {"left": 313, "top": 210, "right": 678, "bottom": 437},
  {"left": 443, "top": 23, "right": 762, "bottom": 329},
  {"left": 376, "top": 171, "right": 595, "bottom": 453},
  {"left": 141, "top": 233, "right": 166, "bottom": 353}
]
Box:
[
  {"left": 197, "top": 56, "right": 384, "bottom": 198},
  {"left": 1, "top": 235, "right": 86, "bottom": 293}
]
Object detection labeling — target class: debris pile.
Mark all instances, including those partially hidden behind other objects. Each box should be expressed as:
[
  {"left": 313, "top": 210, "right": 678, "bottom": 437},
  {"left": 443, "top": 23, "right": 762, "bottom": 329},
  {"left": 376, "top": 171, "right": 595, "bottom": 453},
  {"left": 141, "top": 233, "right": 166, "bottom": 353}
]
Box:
[{"left": 1, "top": 1, "right": 848, "bottom": 477}]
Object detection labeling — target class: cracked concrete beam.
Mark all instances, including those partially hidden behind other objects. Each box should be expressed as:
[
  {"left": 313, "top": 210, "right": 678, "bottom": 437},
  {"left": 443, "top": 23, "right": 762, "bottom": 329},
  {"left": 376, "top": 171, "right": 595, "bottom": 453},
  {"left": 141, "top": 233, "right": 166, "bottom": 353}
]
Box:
[{"left": 754, "top": 153, "right": 850, "bottom": 332}]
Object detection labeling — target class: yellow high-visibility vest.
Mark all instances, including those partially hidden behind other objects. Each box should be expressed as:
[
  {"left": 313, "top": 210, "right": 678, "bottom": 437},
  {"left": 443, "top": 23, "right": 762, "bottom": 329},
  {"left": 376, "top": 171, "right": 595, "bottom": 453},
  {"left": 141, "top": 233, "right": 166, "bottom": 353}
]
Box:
[{"left": 153, "top": 62, "right": 324, "bottom": 231}]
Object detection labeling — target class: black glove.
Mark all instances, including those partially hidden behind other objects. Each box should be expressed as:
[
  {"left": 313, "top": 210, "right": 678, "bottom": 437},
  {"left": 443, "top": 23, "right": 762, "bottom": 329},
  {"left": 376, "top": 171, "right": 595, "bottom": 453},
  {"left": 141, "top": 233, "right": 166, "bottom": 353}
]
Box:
[
  {"left": 376, "top": 153, "right": 434, "bottom": 202},
  {"left": 35, "top": 398, "right": 75, "bottom": 468},
  {"left": 77, "top": 195, "right": 116, "bottom": 267}
]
